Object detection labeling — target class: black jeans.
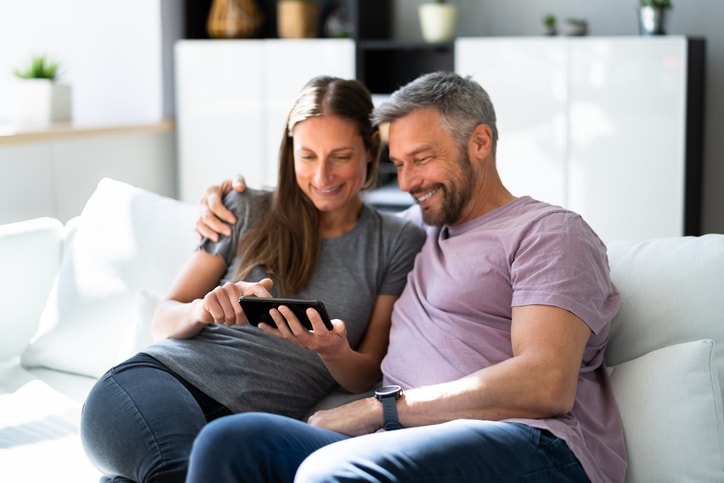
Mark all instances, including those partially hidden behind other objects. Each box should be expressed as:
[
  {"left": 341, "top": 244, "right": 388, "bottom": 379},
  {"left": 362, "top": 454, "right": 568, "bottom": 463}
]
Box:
[{"left": 80, "top": 353, "right": 231, "bottom": 483}]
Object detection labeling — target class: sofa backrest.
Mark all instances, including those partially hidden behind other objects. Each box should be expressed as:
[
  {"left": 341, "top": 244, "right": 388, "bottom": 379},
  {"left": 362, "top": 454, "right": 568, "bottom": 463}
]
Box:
[
  {"left": 605, "top": 234, "right": 724, "bottom": 482},
  {"left": 606, "top": 234, "right": 724, "bottom": 390}
]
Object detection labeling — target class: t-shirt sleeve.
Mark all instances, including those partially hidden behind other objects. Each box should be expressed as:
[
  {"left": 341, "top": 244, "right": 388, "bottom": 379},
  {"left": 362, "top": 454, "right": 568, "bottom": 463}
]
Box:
[
  {"left": 378, "top": 219, "right": 426, "bottom": 295},
  {"left": 510, "top": 212, "right": 620, "bottom": 335},
  {"left": 196, "top": 190, "right": 255, "bottom": 267}
]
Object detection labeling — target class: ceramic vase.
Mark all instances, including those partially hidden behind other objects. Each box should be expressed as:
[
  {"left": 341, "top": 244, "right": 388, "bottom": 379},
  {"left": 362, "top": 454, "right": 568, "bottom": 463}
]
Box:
[
  {"left": 16, "top": 79, "right": 72, "bottom": 123},
  {"left": 418, "top": 3, "right": 458, "bottom": 43},
  {"left": 277, "top": 1, "right": 320, "bottom": 39},
  {"left": 207, "top": 0, "right": 264, "bottom": 39},
  {"left": 638, "top": 6, "right": 667, "bottom": 36}
]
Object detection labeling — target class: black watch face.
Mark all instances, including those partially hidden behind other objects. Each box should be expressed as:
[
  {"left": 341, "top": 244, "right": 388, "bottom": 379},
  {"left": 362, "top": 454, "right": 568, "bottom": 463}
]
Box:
[{"left": 376, "top": 385, "right": 401, "bottom": 398}]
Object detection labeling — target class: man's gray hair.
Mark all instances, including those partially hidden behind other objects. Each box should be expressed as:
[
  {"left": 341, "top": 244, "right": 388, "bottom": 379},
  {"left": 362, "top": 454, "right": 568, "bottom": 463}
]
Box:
[{"left": 372, "top": 71, "right": 499, "bottom": 153}]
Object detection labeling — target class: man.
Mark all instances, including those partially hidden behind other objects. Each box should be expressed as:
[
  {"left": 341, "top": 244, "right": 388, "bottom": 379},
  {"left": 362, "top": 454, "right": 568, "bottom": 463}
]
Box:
[{"left": 188, "top": 71, "right": 625, "bottom": 482}]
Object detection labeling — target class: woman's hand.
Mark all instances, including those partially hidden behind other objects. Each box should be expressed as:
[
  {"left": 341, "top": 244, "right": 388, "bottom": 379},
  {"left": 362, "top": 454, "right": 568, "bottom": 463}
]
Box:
[
  {"left": 196, "top": 278, "right": 274, "bottom": 326},
  {"left": 258, "top": 305, "right": 349, "bottom": 357}
]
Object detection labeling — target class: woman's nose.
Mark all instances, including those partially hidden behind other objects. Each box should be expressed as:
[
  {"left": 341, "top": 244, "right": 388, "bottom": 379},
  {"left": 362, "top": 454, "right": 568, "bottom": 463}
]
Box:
[{"left": 313, "top": 160, "right": 332, "bottom": 184}]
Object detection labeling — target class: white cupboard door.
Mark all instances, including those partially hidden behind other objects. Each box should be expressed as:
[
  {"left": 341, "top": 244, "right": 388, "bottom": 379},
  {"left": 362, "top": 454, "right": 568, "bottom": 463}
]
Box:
[
  {"left": 567, "top": 37, "right": 688, "bottom": 241},
  {"left": 455, "top": 38, "right": 568, "bottom": 207},
  {"left": 263, "top": 39, "right": 355, "bottom": 188},
  {"left": 175, "top": 41, "right": 266, "bottom": 203},
  {"left": 175, "top": 39, "right": 354, "bottom": 201}
]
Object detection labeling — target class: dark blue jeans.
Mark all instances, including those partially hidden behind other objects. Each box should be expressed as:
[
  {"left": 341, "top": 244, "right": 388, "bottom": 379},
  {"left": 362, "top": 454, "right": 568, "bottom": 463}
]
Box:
[
  {"left": 186, "top": 412, "right": 590, "bottom": 483},
  {"left": 80, "top": 353, "right": 231, "bottom": 482}
]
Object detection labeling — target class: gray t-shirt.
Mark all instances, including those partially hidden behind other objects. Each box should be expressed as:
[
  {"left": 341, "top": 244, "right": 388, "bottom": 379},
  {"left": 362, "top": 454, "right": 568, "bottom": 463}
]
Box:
[{"left": 145, "top": 189, "right": 425, "bottom": 419}]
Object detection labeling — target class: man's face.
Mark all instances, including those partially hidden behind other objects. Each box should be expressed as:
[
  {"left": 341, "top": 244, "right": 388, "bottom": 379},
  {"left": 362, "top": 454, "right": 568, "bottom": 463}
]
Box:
[{"left": 388, "top": 108, "right": 475, "bottom": 226}]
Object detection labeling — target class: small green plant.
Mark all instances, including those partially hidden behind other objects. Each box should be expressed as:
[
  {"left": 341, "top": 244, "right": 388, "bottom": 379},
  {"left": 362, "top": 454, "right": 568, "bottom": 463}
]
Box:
[
  {"left": 543, "top": 14, "right": 556, "bottom": 29},
  {"left": 13, "top": 55, "right": 59, "bottom": 81},
  {"left": 542, "top": 14, "right": 557, "bottom": 35},
  {"left": 640, "top": 0, "right": 672, "bottom": 8}
]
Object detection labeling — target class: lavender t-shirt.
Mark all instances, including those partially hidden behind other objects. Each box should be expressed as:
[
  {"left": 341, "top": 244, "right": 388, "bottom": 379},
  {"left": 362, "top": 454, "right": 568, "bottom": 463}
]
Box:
[{"left": 382, "top": 196, "right": 626, "bottom": 483}]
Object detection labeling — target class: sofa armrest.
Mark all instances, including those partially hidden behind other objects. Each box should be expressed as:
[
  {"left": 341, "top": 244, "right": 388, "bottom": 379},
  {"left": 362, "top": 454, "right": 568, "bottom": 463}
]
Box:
[{"left": 0, "top": 217, "right": 64, "bottom": 361}]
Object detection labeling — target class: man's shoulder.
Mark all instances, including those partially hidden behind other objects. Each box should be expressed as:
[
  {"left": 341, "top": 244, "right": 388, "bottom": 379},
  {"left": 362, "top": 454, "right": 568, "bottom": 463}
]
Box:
[
  {"left": 368, "top": 205, "right": 425, "bottom": 234},
  {"left": 509, "top": 196, "right": 585, "bottom": 225}
]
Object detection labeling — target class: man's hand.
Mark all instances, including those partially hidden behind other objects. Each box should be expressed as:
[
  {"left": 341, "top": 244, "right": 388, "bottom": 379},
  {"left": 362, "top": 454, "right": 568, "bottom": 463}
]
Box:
[
  {"left": 195, "top": 175, "right": 247, "bottom": 242},
  {"left": 307, "top": 397, "right": 383, "bottom": 436}
]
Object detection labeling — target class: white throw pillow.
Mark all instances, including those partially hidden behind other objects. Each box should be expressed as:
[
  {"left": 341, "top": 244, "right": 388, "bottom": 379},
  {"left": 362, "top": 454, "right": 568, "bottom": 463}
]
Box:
[
  {"left": 20, "top": 178, "right": 197, "bottom": 378},
  {"left": 608, "top": 339, "right": 724, "bottom": 482}
]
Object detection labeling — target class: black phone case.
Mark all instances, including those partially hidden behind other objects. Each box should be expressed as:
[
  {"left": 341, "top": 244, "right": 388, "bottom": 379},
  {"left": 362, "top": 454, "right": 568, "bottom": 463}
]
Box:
[{"left": 238, "top": 296, "right": 333, "bottom": 331}]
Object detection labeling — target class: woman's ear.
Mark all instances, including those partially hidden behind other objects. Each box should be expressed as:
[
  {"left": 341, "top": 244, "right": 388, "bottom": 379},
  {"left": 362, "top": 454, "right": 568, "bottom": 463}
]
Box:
[{"left": 368, "top": 130, "right": 381, "bottom": 164}]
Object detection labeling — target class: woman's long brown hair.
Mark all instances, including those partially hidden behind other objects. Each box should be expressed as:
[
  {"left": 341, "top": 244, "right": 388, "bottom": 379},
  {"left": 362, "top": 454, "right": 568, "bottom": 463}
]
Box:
[{"left": 234, "top": 76, "right": 381, "bottom": 296}]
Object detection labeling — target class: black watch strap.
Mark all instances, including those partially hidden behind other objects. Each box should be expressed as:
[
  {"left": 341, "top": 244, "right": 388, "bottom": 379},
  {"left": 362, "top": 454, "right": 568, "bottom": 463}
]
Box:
[{"left": 375, "top": 385, "right": 402, "bottom": 431}]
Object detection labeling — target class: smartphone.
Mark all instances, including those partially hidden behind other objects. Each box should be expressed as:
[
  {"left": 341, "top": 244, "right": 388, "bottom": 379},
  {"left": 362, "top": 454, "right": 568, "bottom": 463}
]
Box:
[{"left": 238, "top": 296, "right": 333, "bottom": 331}]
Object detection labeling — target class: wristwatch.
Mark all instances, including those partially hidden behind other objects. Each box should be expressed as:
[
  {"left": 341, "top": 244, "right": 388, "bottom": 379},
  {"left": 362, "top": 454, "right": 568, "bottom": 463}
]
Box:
[{"left": 375, "top": 385, "right": 403, "bottom": 430}]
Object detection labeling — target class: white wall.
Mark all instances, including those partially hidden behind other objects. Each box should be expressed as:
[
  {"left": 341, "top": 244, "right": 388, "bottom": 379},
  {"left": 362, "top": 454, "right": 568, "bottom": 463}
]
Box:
[
  {"left": 396, "top": 0, "right": 724, "bottom": 235},
  {"left": 1, "top": 1, "right": 720, "bottom": 233},
  {"left": 0, "top": 0, "right": 182, "bottom": 125}
]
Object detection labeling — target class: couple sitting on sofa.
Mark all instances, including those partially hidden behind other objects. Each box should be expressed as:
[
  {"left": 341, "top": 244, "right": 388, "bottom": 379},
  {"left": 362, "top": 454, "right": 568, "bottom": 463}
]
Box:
[{"left": 81, "top": 71, "right": 625, "bottom": 483}]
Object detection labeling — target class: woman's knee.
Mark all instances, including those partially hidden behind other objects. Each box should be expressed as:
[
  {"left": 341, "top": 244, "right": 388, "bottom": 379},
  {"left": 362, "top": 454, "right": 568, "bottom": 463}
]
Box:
[
  {"left": 193, "top": 412, "right": 289, "bottom": 456},
  {"left": 80, "top": 362, "right": 206, "bottom": 481}
]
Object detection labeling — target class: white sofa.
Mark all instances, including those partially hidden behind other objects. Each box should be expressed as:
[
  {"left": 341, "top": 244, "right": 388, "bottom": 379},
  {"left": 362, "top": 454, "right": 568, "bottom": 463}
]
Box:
[{"left": 1, "top": 178, "right": 723, "bottom": 482}]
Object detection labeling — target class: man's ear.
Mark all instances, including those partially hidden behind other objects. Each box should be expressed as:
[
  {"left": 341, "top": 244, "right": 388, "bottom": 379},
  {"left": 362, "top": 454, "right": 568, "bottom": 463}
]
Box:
[{"left": 470, "top": 124, "right": 493, "bottom": 158}]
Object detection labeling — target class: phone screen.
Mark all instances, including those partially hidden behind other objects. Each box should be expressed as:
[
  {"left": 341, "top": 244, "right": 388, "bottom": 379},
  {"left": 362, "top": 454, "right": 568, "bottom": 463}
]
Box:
[{"left": 238, "top": 296, "right": 333, "bottom": 331}]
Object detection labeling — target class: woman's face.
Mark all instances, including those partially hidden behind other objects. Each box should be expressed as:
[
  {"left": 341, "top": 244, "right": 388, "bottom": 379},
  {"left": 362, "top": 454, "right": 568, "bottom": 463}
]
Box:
[{"left": 292, "top": 114, "right": 370, "bottom": 216}]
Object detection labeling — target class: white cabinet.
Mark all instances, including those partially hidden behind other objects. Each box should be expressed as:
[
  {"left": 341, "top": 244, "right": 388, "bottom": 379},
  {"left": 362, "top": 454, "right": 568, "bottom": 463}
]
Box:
[
  {"left": 456, "top": 36, "right": 704, "bottom": 242},
  {"left": 175, "top": 39, "right": 355, "bottom": 203}
]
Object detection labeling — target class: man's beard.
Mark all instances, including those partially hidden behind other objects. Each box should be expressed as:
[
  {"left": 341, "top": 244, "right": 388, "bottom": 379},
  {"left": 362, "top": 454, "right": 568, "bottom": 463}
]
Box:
[{"left": 419, "top": 152, "right": 475, "bottom": 227}]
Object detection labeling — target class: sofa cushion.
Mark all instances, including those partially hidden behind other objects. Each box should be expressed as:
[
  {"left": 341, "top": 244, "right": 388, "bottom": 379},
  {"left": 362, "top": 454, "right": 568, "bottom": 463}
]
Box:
[
  {"left": 0, "top": 217, "right": 64, "bottom": 361},
  {"left": 608, "top": 339, "right": 724, "bottom": 482},
  {"left": 20, "top": 178, "right": 197, "bottom": 378}
]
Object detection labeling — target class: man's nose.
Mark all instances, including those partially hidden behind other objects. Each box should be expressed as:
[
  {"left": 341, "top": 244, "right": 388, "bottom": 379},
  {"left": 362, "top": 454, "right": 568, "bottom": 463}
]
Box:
[{"left": 396, "top": 166, "right": 417, "bottom": 194}]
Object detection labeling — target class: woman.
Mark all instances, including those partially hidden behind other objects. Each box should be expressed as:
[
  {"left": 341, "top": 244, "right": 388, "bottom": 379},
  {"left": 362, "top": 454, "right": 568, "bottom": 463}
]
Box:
[{"left": 79, "top": 76, "right": 426, "bottom": 483}]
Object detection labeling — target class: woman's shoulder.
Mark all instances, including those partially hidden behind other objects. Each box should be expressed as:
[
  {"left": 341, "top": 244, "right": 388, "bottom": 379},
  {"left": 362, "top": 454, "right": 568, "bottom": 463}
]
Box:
[{"left": 223, "top": 188, "right": 272, "bottom": 217}]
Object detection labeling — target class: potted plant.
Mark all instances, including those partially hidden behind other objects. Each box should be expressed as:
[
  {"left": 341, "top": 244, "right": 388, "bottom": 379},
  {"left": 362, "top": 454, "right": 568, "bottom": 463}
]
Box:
[
  {"left": 277, "top": 0, "right": 319, "bottom": 39},
  {"left": 638, "top": 0, "right": 672, "bottom": 35},
  {"left": 13, "top": 55, "right": 71, "bottom": 123},
  {"left": 419, "top": 0, "right": 458, "bottom": 43},
  {"left": 542, "top": 14, "right": 557, "bottom": 36},
  {"left": 564, "top": 18, "right": 588, "bottom": 36}
]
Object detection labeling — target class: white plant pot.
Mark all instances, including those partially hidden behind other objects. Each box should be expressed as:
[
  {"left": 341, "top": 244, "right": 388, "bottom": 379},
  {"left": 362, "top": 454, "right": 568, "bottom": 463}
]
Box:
[
  {"left": 419, "top": 3, "right": 458, "bottom": 43},
  {"left": 16, "top": 79, "right": 72, "bottom": 123}
]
